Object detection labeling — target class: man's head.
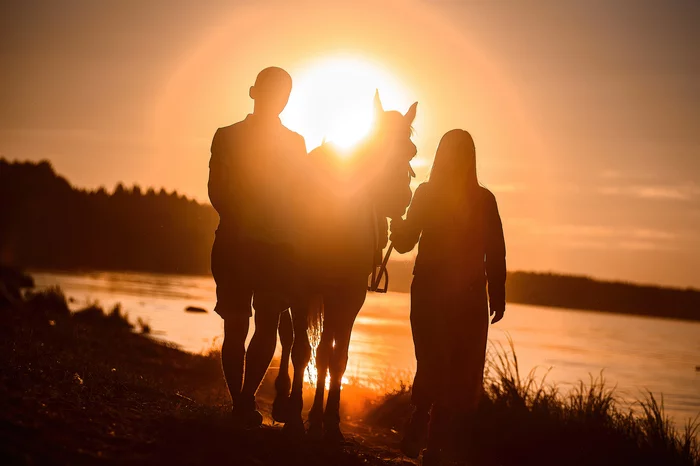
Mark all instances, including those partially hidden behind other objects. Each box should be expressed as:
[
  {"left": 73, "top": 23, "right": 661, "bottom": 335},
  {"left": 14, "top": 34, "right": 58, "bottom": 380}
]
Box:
[{"left": 249, "top": 67, "right": 293, "bottom": 117}]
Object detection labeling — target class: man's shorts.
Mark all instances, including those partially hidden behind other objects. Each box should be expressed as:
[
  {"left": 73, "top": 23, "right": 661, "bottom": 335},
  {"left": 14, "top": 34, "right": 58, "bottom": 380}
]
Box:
[{"left": 211, "top": 234, "right": 298, "bottom": 319}]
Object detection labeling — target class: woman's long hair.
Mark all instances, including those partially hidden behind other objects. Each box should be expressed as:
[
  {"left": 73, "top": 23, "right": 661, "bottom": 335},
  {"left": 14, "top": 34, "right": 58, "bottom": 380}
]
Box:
[{"left": 428, "top": 129, "right": 479, "bottom": 203}]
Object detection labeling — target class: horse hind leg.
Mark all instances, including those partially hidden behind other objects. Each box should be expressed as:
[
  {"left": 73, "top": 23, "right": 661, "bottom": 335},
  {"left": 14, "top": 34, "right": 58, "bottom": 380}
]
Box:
[
  {"left": 308, "top": 328, "right": 333, "bottom": 439},
  {"left": 272, "top": 309, "right": 293, "bottom": 423}
]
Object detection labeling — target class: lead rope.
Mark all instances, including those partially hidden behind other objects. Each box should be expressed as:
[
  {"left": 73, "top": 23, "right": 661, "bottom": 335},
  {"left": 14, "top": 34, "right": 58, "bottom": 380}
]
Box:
[
  {"left": 368, "top": 160, "right": 415, "bottom": 293},
  {"left": 371, "top": 242, "right": 393, "bottom": 293}
]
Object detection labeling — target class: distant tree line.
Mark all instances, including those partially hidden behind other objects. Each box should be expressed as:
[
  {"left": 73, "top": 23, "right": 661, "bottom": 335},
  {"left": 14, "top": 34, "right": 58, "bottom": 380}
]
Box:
[
  {"left": 2, "top": 159, "right": 699, "bottom": 321},
  {"left": 1, "top": 159, "right": 217, "bottom": 275},
  {"left": 385, "top": 262, "right": 700, "bottom": 321}
]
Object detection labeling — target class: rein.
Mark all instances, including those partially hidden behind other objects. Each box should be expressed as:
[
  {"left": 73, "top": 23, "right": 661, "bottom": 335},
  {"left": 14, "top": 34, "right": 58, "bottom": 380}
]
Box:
[
  {"left": 368, "top": 242, "right": 393, "bottom": 293},
  {"left": 368, "top": 159, "right": 416, "bottom": 294}
]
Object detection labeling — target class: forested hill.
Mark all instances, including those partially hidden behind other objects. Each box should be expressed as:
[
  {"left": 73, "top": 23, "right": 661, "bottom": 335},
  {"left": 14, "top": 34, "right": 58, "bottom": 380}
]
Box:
[
  {"left": 0, "top": 159, "right": 218, "bottom": 274},
  {"left": 2, "top": 159, "right": 699, "bottom": 321},
  {"left": 386, "top": 261, "right": 700, "bottom": 321}
]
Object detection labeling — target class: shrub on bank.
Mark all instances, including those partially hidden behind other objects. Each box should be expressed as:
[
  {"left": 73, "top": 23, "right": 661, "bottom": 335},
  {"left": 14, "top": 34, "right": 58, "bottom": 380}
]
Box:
[
  {"left": 366, "top": 340, "right": 699, "bottom": 466},
  {"left": 24, "top": 286, "right": 71, "bottom": 320}
]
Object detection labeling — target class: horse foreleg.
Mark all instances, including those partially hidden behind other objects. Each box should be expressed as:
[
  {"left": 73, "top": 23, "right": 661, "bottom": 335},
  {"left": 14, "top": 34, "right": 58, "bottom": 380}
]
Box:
[
  {"left": 283, "top": 305, "right": 311, "bottom": 435},
  {"left": 325, "top": 322, "right": 353, "bottom": 431},
  {"left": 324, "top": 287, "right": 366, "bottom": 441},
  {"left": 272, "top": 309, "right": 293, "bottom": 422}
]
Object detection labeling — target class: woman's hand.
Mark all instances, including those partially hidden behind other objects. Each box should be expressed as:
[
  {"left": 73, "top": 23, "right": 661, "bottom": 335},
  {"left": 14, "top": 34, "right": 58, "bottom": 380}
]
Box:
[
  {"left": 490, "top": 306, "right": 505, "bottom": 324},
  {"left": 389, "top": 218, "right": 406, "bottom": 234}
]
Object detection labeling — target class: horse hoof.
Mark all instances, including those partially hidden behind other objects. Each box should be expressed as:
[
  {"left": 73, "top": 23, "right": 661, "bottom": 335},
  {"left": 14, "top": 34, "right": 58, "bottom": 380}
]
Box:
[
  {"left": 421, "top": 448, "right": 442, "bottom": 466},
  {"left": 281, "top": 418, "right": 305, "bottom": 438},
  {"left": 323, "top": 423, "right": 345, "bottom": 444},
  {"left": 271, "top": 396, "right": 290, "bottom": 423},
  {"left": 230, "top": 408, "right": 263, "bottom": 430},
  {"left": 307, "top": 419, "right": 324, "bottom": 441}
]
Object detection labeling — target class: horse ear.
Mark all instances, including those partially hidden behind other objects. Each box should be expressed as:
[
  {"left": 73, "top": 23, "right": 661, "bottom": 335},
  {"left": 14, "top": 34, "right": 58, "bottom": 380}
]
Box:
[
  {"left": 374, "top": 89, "right": 384, "bottom": 115},
  {"left": 404, "top": 102, "right": 418, "bottom": 125}
]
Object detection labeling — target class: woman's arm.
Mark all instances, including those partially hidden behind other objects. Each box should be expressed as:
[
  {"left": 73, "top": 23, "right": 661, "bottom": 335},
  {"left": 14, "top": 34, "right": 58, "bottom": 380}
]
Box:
[
  {"left": 484, "top": 191, "right": 507, "bottom": 322},
  {"left": 390, "top": 183, "right": 429, "bottom": 254}
]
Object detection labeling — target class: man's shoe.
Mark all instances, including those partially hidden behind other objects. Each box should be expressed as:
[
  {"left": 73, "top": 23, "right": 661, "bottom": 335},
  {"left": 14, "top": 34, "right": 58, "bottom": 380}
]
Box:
[
  {"left": 421, "top": 448, "right": 442, "bottom": 466},
  {"left": 271, "top": 395, "right": 289, "bottom": 423},
  {"left": 231, "top": 407, "right": 263, "bottom": 429},
  {"left": 281, "top": 416, "right": 305, "bottom": 438},
  {"left": 400, "top": 407, "right": 430, "bottom": 458},
  {"left": 231, "top": 395, "right": 263, "bottom": 429},
  {"left": 323, "top": 421, "right": 345, "bottom": 444}
]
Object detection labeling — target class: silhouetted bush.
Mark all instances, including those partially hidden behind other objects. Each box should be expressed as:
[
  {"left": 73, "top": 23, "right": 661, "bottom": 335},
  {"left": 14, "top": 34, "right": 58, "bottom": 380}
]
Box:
[
  {"left": 73, "top": 302, "right": 133, "bottom": 331},
  {"left": 0, "top": 266, "right": 34, "bottom": 308},
  {"left": 24, "top": 286, "right": 71, "bottom": 320},
  {"left": 366, "top": 341, "right": 700, "bottom": 466}
]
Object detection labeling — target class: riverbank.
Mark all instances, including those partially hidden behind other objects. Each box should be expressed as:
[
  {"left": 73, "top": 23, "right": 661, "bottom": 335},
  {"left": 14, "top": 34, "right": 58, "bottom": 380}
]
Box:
[
  {"left": 1, "top": 274, "right": 698, "bottom": 465},
  {"left": 0, "top": 285, "right": 402, "bottom": 465},
  {"left": 365, "top": 342, "right": 700, "bottom": 466}
]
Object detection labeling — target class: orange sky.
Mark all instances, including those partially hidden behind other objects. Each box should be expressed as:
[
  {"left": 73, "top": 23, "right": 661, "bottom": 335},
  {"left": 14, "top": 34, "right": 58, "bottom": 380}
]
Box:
[{"left": 1, "top": 0, "right": 699, "bottom": 288}]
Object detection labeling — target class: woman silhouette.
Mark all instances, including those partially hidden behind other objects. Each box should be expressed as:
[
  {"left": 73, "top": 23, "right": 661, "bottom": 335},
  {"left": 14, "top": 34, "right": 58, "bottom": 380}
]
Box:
[{"left": 390, "top": 129, "right": 506, "bottom": 465}]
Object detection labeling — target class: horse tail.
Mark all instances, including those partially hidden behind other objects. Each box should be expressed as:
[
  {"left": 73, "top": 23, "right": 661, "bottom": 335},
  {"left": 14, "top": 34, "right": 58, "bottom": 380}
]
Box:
[{"left": 306, "top": 293, "right": 324, "bottom": 350}]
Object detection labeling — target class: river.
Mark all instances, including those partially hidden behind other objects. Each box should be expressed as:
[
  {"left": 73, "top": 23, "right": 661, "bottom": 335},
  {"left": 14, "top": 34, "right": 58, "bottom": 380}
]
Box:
[{"left": 31, "top": 270, "right": 700, "bottom": 425}]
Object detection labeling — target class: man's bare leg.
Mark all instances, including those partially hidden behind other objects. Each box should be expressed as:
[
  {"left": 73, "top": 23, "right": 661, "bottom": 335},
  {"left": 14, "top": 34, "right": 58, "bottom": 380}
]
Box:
[
  {"left": 222, "top": 314, "right": 250, "bottom": 407},
  {"left": 240, "top": 303, "right": 282, "bottom": 402}
]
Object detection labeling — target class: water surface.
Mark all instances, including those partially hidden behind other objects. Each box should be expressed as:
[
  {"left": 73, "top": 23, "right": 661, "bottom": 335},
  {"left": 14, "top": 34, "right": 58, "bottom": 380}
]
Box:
[{"left": 32, "top": 271, "right": 700, "bottom": 424}]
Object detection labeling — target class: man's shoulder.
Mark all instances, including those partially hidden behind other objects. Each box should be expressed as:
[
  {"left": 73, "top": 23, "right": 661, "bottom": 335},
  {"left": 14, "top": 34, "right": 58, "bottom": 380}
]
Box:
[
  {"left": 216, "top": 119, "right": 249, "bottom": 137},
  {"left": 280, "top": 125, "right": 306, "bottom": 148}
]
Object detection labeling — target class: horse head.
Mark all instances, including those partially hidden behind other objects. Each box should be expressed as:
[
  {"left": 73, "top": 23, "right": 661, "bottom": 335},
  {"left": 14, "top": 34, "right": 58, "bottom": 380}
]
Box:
[{"left": 367, "top": 91, "right": 418, "bottom": 220}]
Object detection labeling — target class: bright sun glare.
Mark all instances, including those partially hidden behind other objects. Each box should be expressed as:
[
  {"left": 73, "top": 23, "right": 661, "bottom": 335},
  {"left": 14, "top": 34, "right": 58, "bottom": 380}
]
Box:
[{"left": 281, "top": 57, "right": 412, "bottom": 151}]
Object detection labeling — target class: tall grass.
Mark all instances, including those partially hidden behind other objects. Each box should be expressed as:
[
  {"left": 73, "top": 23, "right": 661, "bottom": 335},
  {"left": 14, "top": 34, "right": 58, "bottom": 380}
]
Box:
[{"left": 367, "top": 338, "right": 699, "bottom": 466}]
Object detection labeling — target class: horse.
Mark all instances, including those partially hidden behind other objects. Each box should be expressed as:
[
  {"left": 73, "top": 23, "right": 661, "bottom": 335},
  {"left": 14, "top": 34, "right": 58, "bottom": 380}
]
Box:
[{"left": 273, "top": 92, "right": 418, "bottom": 441}]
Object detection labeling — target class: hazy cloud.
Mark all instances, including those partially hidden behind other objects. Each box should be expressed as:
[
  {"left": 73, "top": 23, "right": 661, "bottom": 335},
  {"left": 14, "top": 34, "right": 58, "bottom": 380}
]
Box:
[
  {"left": 489, "top": 183, "right": 524, "bottom": 193},
  {"left": 598, "top": 184, "right": 700, "bottom": 201},
  {"left": 617, "top": 240, "right": 672, "bottom": 252},
  {"left": 506, "top": 219, "right": 682, "bottom": 252}
]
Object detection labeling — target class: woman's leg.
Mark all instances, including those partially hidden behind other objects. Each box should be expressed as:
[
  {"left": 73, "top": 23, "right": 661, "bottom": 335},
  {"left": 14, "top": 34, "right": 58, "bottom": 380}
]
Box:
[
  {"left": 445, "top": 286, "right": 489, "bottom": 460},
  {"left": 409, "top": 276, "right": 440, "bottom": 410},
  {"left": 449, "top": 287, "right": 489, "bottom": 412},
  {"left": 401, "top": 276, "right": 443, "bottom": 458}
]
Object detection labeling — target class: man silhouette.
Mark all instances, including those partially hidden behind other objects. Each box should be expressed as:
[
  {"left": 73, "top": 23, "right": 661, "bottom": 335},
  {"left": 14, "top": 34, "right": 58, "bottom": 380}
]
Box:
[{"left": 208, "top": 67, "right": 307, "bottom": 427}]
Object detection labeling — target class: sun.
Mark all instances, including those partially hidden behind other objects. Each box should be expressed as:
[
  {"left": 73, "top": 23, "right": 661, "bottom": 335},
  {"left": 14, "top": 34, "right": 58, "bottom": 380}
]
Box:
[{"left": 281, "top": 56, "right": 413, "bottom": 151}]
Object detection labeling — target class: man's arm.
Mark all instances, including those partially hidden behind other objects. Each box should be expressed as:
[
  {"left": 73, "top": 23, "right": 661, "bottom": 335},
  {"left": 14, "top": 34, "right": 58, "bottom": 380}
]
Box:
[{"left": 208, "top": 129, "right": 228, "bottom": 216}]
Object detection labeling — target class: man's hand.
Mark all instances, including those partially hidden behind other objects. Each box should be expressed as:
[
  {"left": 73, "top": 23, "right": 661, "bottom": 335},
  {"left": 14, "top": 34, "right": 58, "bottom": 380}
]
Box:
[{"left": 490, "top": 307, "right": 505, "bottom": 324}]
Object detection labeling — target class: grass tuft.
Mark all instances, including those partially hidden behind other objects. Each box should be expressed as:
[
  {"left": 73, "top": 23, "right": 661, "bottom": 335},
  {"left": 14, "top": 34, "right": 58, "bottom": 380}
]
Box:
[{"left": 367, "top": 336, "right": 700, "bottom": 466}]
